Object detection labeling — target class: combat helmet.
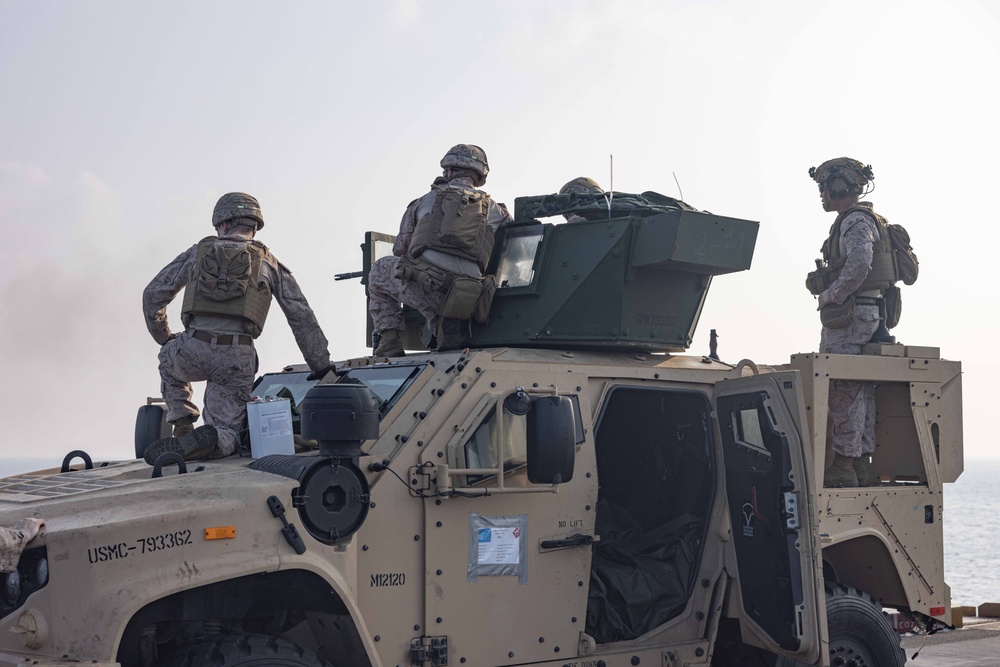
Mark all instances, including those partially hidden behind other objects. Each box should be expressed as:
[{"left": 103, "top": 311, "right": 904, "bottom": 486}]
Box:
[
  {"left": 809, "top": 157, "right": 874, "bottom": 199},
  {"left": 212, "top": 192, "right": 265, "bottom": 230},
  {"left": 559, "top": 177, "right": 604, "bottom": 196},
  {"left": 441, "top": 144, "right": 490, "bottom": 180}
]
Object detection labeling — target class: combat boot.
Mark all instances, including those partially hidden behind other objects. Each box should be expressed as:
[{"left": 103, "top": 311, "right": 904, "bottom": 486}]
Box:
[
  {"left": 171, "top": 415, "right": 195, "bottom": 437},
  {"left": 374, "top": 329, "right": 405, "bottom": 357},
  {"left": 824, "top": 453, "right": 859, "bottom": 488},
  {"left": 853, "top": 456, "right": 872, "bottom": 486},
  {"left": 143, "top": 425, "right": 219, "bottom": 466},
  {"left": 437, "top": 318, "right": 467, "bottom": 351}
]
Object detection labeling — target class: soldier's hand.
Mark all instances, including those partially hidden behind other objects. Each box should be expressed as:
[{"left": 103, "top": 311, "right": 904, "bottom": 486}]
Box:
[{"left": 817, "top": 290, "right": 832, "bottom": 310}]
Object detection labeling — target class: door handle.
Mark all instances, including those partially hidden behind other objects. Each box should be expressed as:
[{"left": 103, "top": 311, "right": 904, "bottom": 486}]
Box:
[{"left": 541, "top": 533, "right": 594, "bottom": 549}]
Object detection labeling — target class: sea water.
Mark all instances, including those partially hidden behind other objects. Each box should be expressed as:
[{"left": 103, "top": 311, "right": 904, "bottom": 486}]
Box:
[{"left": 0, "top": 455, "right": 997, "bottom": 605}]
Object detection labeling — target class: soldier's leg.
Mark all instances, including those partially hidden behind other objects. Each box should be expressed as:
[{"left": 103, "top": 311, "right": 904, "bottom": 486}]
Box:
[
  {"left": 203, "top": 344, "right": 257, "bottom": 458},
  {"left": 829, "top": 379, "right": 868, "bottom": 459},
  {"left": 368, "top": 257, "right": 407, "bottom": 334},
  {"left": 157, "top": 334, "right": 204, "bottom": 425},
  {"left": 821, "top": 310, "right": 881, "bottom": 486}
]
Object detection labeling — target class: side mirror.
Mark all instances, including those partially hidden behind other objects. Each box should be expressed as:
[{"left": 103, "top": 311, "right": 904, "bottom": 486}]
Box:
[{"left": 526, "top": 396, "right": 576, "bottom": 484}]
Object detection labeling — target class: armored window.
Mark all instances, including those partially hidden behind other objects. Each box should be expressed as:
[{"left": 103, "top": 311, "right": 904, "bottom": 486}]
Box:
[
  {"left": 464, "top": 408, "right": 528, "bottom": 484},
  {"left": 496, "top": 225, "right": 543, "bottom": 288}
]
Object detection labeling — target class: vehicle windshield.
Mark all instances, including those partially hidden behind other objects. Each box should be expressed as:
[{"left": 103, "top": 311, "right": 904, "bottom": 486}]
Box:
[
  {"left": 340, "top": 364, "right": 425, "bottom": 417},
  {"left": 252, "top": 365, "right": 425, "bottom": 418},
  {"left": 252, "top": 371, "right": 317, "bottom": 411}
]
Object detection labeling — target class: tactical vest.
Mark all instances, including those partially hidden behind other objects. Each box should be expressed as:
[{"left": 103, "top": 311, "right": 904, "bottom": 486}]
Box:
[
  {"left": 409, "top": 184, "right": 495, "bottom": 273},
  {"left": 807, "top": 204, "right": 897, "bottom": 295},
  {"left": 180, "top": 237, "right": 273, "bottom": 338}
]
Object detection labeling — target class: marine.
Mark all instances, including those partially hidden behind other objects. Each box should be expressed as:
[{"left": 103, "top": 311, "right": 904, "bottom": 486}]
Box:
[
  {"left": 807, "top": 158, "right": 896, "bottom": 487},
  {"left": 368, "top": 144, "right": 512, "bottom": 356},
  {"left": 142, "top": 193, "right": 331, "bottom": 464},
  {"left": 558, "top": 176, "right": 605, "bottom": 222}
]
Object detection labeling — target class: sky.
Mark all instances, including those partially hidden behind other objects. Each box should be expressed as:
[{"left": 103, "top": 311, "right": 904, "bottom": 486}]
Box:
[{"left": 1, "top": 0, "right": 998, "bottom": 468}]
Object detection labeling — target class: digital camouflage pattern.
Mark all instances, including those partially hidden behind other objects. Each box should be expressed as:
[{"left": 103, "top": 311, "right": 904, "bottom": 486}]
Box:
[
  {"left": 369, "top": 255, "right": 448, "bottom": 335},
  {"left": 143, "top": 229, "right": 330, "bottom": 458},
  {"left": 157, "top": 333, "right": 256, "bottom": 457},
  {"left": 818, "top": 209, "right": 881, "bottom": 458},
  {"left": 369, "top": 175, "right": 511, "bottom": 336},
  {"left": 212, "top": 192, "right": 264, "bottom": 230},
  {"left": 0, "top": 518, "right": 44, "bottom": 573},
  {"left": 440, "top": 144, "right": 490, "bottom": 178}
]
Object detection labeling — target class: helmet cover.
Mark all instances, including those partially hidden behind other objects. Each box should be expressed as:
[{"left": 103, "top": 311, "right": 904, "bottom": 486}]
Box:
[
  {"left": 440, "top": 144, "right": 490, "bottom": 179},
  {"left": 212, "top": 192, "right": 264, "bottom": 230},
  {"left": 559, "top": 177, "right": 604, "bottom": 195},
  {"left": 808, "top": 157, "right": 874, "bottom": 197}
]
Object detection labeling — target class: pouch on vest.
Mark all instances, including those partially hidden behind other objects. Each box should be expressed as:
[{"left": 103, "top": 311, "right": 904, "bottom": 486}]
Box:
[
  {"left": 181, "top": 238, "right": 272, "bottom": 337},
  {"left": 805, "top": 268, "right": 829, "bottom": 296},
  {"left": 820, "top": 294, "right": 855, "bottom": 329},
  {"left": 395, "top": 256, "right": 448, "bottom": 293},
  {"left": 884, "top": 285, "right": 902, "bottom": 329},
  {"left": 200, "top": 245, "right": 253, "bottom": 301},
  {"left": 473, "top": 275, "right": 497, "bottom": 324},
  {"left": 440, "top": 277, "right": 482, "bottom": 320},
  {"left": 410, "top": 186, "right": 494, "bottom": 272}
]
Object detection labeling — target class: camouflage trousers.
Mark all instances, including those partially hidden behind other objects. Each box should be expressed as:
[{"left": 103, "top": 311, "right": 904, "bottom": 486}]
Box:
[
  {"left": 368, "top": 256, "right": 446, "bottom": 336},
  {"left": 820, "top": 306, "right": 880, "bottom": 458},
  {"left": 0, "top": 519, "right": 42, "bottom": 573},
  {"left": 157, "top": 331, "right": 257, "bottom": 457}
]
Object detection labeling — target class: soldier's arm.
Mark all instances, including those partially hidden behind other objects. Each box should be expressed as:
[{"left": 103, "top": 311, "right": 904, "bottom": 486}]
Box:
[
  {"left": 270, "top": 260, "right": 332, "bottom": 373},
  {"left": 392, "top": 198, "right": 421, "bottom": 256},
  {"left": 827, "top": 213, "right": 878, "bottom": 305},
  {"left": 142, "top": 246, "right": 197, "bottom": 345},
  {"left": 489, "top": 200, "right": 513, "bottom": 230}
]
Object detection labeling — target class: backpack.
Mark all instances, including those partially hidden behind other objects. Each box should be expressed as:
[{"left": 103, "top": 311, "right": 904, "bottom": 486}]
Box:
[{"left": 887, "top": 223, "right": 919, "bottom": 286}]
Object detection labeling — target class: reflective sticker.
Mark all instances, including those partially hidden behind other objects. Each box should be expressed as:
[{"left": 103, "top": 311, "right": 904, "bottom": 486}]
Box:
[{"left": 204, "top": 526, "right": 236, "bottom": 540}]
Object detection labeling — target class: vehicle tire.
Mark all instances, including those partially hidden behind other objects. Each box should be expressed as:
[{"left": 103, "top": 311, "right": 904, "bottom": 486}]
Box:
[
  {"left": 160, "top": 634, "right": 333, "bottom": 667},
  {"left": 775, "top": 582, "right": 906, "bottom": 667}
]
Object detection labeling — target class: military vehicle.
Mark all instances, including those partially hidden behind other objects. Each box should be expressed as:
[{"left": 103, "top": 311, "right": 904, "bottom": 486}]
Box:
[{"left": 0, "top": 191, "right": 961, "bottom": 666}]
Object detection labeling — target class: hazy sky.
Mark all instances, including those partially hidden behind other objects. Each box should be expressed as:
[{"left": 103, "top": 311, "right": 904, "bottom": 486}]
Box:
[{"left": 2, "top": 0, "right": 997, "bottom": 467}]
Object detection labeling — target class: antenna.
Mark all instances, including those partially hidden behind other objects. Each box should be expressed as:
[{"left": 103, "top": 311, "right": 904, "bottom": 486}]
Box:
[
  {"left": 672, "top": 171, "right": 684, "bottom": 201},
  {"left": 608, "top": 154, "right": 614, "bottom": 219}
]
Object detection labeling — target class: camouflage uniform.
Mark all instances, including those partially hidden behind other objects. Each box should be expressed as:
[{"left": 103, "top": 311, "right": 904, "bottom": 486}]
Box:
[
  {"left": 369, "top": 175, "right": 512, "bottom": 336},
  {"left": 143, "top": 232, "right": 330, "bottom": 457},
  {"left": 0, "top": 518, "right": 44, "bottom": 573},
  {"left": 819, "top": 209, "right": 881, "bottom": 458}
]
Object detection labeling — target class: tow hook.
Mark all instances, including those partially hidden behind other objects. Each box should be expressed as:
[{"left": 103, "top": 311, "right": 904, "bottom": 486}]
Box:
[{"left": 268, "top": 496, "right": 306, "bottom": 554}]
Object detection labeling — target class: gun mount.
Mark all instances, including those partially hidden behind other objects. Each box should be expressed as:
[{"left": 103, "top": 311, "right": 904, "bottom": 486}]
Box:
[{"left": 363, "top": 191, "right": 759, "bottom": 352}]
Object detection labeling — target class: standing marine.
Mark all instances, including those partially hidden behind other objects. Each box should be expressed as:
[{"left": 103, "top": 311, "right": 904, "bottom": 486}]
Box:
[
  {"left": 368, "top": 144, "right": 512, "bottom": 356},
  {"left": 807, "top": 158, "right": 898, "bottom": 487},
  {"left": 142, "top": 193, "right": 331, "bottom": 464}
]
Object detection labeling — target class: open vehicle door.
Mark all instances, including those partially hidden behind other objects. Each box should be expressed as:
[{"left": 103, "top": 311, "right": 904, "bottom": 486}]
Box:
[{"left": 713, "top": 371, "right": 828, "bottom": 665}]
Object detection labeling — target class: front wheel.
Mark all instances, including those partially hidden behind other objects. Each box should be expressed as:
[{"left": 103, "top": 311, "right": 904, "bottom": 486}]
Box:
[
  {"left": 160, "top": 634, "right": 333, "bottom": 667},
  {"left": 777, "top": 583, "right": 906, "bottom": 666}
]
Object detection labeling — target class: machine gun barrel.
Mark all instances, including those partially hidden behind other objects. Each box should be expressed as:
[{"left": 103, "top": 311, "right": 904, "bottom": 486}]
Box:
[{"left": 335, "top": 271, "right": 364, "bottom": 281}]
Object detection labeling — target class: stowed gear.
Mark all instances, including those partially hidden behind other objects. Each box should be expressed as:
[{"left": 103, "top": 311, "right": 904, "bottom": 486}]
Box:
[
  {"left": 809, "top": 157, "right": 874, "bottom": 199},
  {"left": 212, "top": 192, "right": 265, "bottom": 230},
  {"left": 441, "top": 144, "right": 490, "bottom": 179},
  {"left": 559, "top": 177, "right": 604, "bottom": 195}
]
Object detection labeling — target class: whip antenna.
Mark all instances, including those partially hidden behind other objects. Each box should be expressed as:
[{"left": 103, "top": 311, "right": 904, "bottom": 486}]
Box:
[
  {"left": 673, "top": 171, "right": 684, "bottom": 201},
  {"left": 608, "top": 154, "right": 614, "bottom": 218}
]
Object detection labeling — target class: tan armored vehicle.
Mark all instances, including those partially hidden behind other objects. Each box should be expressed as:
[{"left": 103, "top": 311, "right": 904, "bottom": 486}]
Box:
[{"left": 0, "top": 192, "right": 961, "bottom": 666}]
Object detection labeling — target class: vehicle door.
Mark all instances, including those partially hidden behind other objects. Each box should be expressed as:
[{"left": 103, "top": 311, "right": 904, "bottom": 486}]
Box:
[
  {"left": 713, "top": 371, "right": 827, "bottom": 665},
  {"left": 420, "top": 384, "right": 595, "bottom": 666}
]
